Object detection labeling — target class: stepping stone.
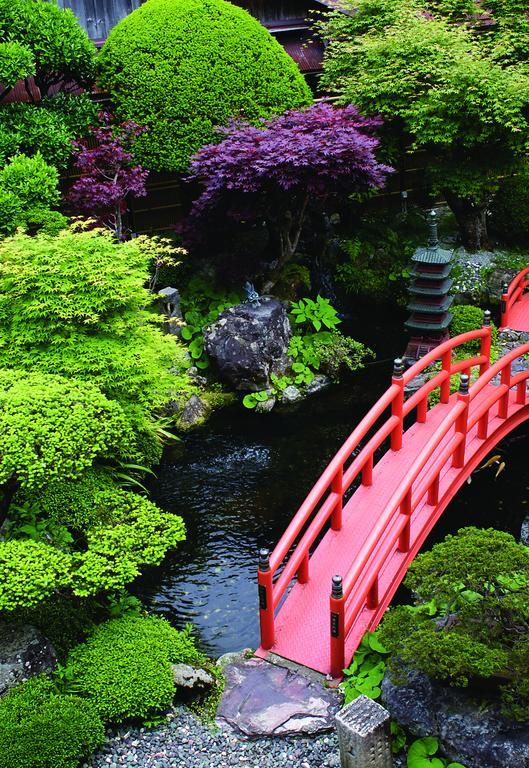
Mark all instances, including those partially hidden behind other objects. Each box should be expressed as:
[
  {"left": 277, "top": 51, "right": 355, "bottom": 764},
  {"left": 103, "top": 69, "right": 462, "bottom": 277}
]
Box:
[{"left": 216, "top": 657, "right": 342, "bottom": 738}]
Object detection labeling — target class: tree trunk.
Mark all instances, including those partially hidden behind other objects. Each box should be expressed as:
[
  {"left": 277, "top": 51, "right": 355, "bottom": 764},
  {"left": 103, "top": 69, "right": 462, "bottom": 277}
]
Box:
[
  {"left": 443, "top": 189, "right": 489, "bottom": 252},
  {"left": 261, "top": 191, "right": 310, "bottom": 293}
]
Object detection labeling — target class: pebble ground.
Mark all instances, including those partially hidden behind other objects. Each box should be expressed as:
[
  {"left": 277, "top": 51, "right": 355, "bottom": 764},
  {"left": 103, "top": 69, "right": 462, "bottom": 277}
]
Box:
[{"left": 88, "top": 705, "right": 341, "bottom": 768}]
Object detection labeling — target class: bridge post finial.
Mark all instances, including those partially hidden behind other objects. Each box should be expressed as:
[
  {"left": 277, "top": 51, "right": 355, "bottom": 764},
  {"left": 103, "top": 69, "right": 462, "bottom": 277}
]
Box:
[
  {"left": 483, "top": 310, "right": 491, "bottom": 327},
  {"left": 392, "top": 358, "right": 404, "bottom": 379},
  {"left": 258, "top": 548, "right": 270, "bottom": 572},
  {"left": 332, "top": 574, "right": 343, "bottom": 598},
  {"left": 502, "top": 281, "right": 509, "bottom": 295},
  {"left": 459, "top": 374, "right": 469, "bottom": 395}
]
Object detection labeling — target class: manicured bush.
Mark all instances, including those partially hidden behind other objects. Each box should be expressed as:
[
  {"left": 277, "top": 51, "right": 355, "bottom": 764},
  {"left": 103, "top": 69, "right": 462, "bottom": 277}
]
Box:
[
  {"left": 450, "top": 304, "right": 497, "bottom": 352},
  {"left": 0, "top": 676, "right": 105, "bottom": 768},
  {"left": 379, "top": 527, "right": 529, "bottom": 720},
  {"left": 0, "top": 227, "right": 187, "bottom": 450},
  {"left": 0, "top": 153, "right": 66, "bottom": 235},
  {"left": 97, "top": 0, "right": 312, "bottom": 172},
  {"left": 0, "top": 539, "right": 72, "bottom": 611},
  {"left": 67, "top": 615, "right": 202, "bottom": 722},
  {"left": 0, "top": 1, "right": 97, "bottom": 169}
]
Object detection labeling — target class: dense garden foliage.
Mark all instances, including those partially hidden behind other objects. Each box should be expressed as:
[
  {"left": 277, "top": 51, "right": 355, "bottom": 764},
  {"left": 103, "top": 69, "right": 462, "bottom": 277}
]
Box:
[
  {"left": 1, "top": 0, "right": 529, "bottom": 766},
  {"left": 97, "top": 0, "right": 312, "bottom": 171}
]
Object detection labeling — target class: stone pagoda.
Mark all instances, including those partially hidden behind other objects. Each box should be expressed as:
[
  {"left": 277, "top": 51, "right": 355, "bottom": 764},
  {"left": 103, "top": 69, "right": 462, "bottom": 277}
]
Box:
[{"left": 404, "top": 209, "right": 453, "bottom": 362}]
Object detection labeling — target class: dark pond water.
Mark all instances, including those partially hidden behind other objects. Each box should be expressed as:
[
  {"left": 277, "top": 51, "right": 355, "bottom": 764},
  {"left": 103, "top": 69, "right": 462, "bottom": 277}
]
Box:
[{"left": 135, "top": 303, "right": 529, "bottom": 657}]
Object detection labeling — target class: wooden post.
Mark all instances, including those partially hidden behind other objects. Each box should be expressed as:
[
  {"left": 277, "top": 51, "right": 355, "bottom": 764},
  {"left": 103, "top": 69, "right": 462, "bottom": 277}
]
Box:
[
  {"left": 257, "top": 549, "right": 274, "bottom": 649},
  {"left": 499, "top": 364, "right": 511, "bottom": 419},
  {"left": 501, "top": 281, "right": 509, "bottom": 327},
  {"left": 332, "top": 465, "right": 344, "bottom": 531},
  {"left": 440, "top": 349, "right": 452, "bottom": 404},
  {"left": 480, "top": 311, "right": 492, "bottom": 375},
  {"left": 298, "top": 552, "right": 309, "bottom": 584},
  {"left": 452, "top": 375, "right": 470, "bottom": 468},
  {"left": 391, "top": 359, "right": 405, "bottom": 451},
  {"left": 398, "top": 489, "right": 412, "bottom": 552},
  {"left": 330, "top": 575, "right": 345, "bottom": 678}
]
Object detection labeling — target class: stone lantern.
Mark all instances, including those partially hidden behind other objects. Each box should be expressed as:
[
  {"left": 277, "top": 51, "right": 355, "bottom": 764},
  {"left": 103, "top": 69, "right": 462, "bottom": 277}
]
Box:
[{"left": 404, "top": 209, "right": 453, "bottom": 362}]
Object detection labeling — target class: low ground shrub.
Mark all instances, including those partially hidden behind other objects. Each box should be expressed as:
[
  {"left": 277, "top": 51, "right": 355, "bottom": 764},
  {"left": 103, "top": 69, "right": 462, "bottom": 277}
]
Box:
[
  {"left": 379, "top": 527, "right": 529, "bottom": 721},
  {"left": 67, "top": 614, "right": 202, "bottom": 722},
  {"left": 0, "top": 676, "right": 105, "bottom": 768}
]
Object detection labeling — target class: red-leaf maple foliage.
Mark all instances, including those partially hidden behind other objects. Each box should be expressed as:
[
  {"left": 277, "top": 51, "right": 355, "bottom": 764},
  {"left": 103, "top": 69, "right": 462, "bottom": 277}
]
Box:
[
  {"left": 187, "top": 102, "right": 392, "bottom": 290},
  {"left": 68, "top": 113, "right": 149, "bottom": 239}
]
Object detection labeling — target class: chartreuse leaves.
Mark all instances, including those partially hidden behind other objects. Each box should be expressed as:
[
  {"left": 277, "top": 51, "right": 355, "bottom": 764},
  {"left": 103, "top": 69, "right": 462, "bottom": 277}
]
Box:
[
  {"left": 407, "top": 737, "right": 466, "bottom": 768},
  {"left": 340, "top": 630, "right": 390, "bottom": 703}
]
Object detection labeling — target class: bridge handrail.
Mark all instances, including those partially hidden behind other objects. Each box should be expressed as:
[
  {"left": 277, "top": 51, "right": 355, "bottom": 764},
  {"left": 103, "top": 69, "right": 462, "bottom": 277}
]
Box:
[
  {"left": 331, "top": 339, "right": 529, "bottom": 677},
  {"left": 257, "top": 319, "right": 493, "bottom": 651},
  {"left": 501, "top": 267, "right": 529, "bottom": 327}
]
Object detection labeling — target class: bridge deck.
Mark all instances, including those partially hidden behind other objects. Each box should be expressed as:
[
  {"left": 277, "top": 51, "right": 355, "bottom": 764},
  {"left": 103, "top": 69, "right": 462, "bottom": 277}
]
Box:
[
  {"left": 506, "top": 293, "right": 529, "bottom": 332},
  {"left": 257, "top": 384, "right": 521, "bottom": 675}
]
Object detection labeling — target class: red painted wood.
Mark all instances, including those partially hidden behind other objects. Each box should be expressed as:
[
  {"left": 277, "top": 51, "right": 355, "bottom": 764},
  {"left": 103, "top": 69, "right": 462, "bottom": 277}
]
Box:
[{"left": 256, "top": 324, "right": 529, "bottom": 677}]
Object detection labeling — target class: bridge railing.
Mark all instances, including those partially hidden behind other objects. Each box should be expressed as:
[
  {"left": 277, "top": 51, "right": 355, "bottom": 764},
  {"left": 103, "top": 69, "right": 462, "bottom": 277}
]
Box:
[
  {"left": 329, "top": 336, "right": 529, "bottom": 678},
  {"left": 257, "top": 315, "right": 493, "bottom": 655},
  {"left": 500, "top": 267, "right": 529, "bottom": 328}
]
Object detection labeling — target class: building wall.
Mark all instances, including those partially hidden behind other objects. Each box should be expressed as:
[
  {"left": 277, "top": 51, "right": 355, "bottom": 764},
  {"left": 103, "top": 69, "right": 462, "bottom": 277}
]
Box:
[{"left": 57, "top": 0, "right": 140, "bottom": 40}]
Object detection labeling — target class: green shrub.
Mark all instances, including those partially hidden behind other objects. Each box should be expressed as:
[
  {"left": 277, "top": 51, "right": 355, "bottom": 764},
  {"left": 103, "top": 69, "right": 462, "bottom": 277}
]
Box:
[
  {"left": 450, "top": 304, "right": 498, "bottom": 352},
  {"left": 0, "top": 540, "right": 72, "bottom": 611},
  {"left": 97, "top": 0, "right": 312, "bottom": 172},
  {"left": 0, "top": 153, "right": 66, "bottom": 235},
  {"left": 73, "top": 491, "right": 186, "bottom": 596},
  {"left": 0, "top": 227, "right": 189, "bottom": 460},
  {"left": 378, "top": 527, "right": 529, "bottom": 720},
  {"left": 25, "top": 469, "right": 117, "bottom": 532},
  {"left": 0, "top": 676, "right": 105, "bottom": 768},
  {"left": 67, "top": 614, "right": 202, "bottom": 722}
]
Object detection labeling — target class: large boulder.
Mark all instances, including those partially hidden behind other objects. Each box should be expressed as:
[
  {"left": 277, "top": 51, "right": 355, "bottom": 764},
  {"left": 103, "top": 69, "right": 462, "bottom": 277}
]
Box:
[
  {"left": 204, "top": 297, "right": 291, "bottom": 391},
  {"left": 0, "top": 623, "right": 57, "bottom": 696},
  {"left": 382, "top": 668, "right": 529, "bottom": 768}
]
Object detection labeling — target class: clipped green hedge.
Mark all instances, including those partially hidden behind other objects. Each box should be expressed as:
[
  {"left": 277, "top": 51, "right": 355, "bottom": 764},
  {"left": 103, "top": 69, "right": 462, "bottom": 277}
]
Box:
[
  {"left": 67, "top": 614, "right": 202, "bottom": 722},
  {"left": 0, "top": 676, "right": 105, "bottom": 768},
  {"left": 97, "top": 0, "right": 312, "bottom": 172}
]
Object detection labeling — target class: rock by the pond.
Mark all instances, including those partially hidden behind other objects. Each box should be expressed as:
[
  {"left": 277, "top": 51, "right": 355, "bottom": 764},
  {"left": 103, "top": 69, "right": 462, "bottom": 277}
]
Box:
[
  {"left": 281, "top": 385, "right": 303, "bottom": 404},
  {"left": 172, "top": 663, "right": 214, "bottom": 690},
  {"left": 179, "top": 393, "right": 208, "bottom": 427},
  {"left": 204, "top": 297, "right": 291, "bottom": 391},
  {"left": 216, "top": 658, "right": 341, "bottom": 738},
  {"left": 255, "top": 396, "right": 276, "bottom": 414},
  {"left": 307, "top": 374, "right": 331, "bottom": 396},
  {"left": 0, "top": 623, "right": 57, "bottom": 696},
  {"left": 382, "top": 668, "right": 529, "bottom": 768}
]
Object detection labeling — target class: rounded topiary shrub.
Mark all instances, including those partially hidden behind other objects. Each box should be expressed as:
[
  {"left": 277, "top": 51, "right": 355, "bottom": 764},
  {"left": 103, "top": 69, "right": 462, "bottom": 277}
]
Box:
[
  {"left": 0, "top": 676, "right": 105, "bottom": 768},
  {"left": 96, "top": 0, "right": 312, "bottom": 172},
  {"left": 450, "top": 304, "right": 497, "bottom": 352},
  {"left": 67, "top": 614, "right": 202, "bottom": 722}
]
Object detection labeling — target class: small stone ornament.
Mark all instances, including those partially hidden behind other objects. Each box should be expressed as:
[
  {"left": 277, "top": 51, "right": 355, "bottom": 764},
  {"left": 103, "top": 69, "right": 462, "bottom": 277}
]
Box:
[{"left": 243, "top": 281, "right": 261, "bottom": 308}]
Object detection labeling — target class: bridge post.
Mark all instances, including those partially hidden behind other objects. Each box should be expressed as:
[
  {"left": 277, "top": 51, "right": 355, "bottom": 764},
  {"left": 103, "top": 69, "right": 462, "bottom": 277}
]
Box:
[
  {"left": 332, "top": 465, "right": 344, "bottom": 530},
  {"left": 452, "top": 374, "right": 469, "bottom": 468},
  {"left": 499, "top": 363, "right": 511, "bottom": 419},
  {"left": 501, "top": 281, "right": 509, "bottom": 327},
  {"left": 391, "top": 359, "right": 405, "bottom": 451},
  {"left": 480, "top": 311, "right": 492, "bottom": 375},
  {"left": 440, "top": 349, "right": 452, "bottom": 403},
  {"left": 330, "top": 575, "right": 345, "bottom": 678},
  {"left": 257, "top": 549, "right": 275, "bottom": 650}
]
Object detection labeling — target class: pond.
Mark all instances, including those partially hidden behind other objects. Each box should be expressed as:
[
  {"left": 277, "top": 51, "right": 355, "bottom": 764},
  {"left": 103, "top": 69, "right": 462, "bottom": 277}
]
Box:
[{"left": 135, "top": 303, "right": 529, "bottom": 657}]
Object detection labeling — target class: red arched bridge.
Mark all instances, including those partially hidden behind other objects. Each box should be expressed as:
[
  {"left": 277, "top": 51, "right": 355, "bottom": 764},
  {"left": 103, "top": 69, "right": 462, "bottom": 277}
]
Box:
[{"left": 256, "top": 284, "right": 529, "bottom": 679}]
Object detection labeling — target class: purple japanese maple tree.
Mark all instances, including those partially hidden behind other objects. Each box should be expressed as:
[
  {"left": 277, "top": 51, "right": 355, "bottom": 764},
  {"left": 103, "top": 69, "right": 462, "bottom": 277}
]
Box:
[
  {"left": 188, "top": 102, "right": 392, "bottom": 290},
  {"left": 68, "top": 113, "right": 149, "bottom": 240}
]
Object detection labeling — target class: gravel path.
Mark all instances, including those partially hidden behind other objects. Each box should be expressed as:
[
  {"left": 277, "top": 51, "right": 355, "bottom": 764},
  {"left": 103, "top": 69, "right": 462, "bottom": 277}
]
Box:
[{"left": 88, "top": 705, "right": 341, "bottom": 768}]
